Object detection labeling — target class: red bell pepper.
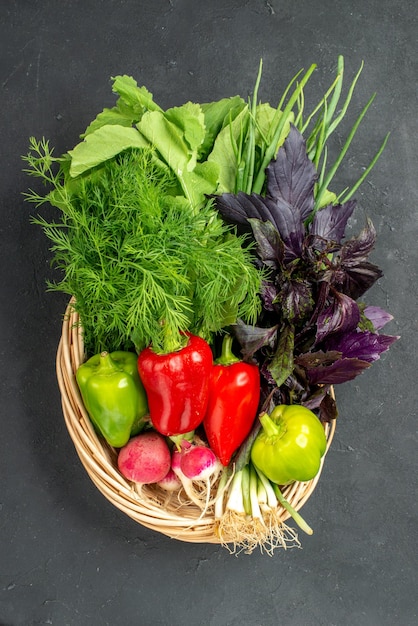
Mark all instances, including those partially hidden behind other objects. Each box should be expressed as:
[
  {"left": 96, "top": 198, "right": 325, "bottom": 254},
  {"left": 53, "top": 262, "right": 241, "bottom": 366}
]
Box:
[
  {"left": 203, "top": 334, "right": 260, "bottom": 466},
  {"left": 137, "top": 333, "right": 213, "bottom": 437}
]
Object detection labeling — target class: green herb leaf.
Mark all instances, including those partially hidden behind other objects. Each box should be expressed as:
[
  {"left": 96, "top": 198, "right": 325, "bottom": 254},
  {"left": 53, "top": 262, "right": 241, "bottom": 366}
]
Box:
[
  {"left": 267, "top": 323, "right": 295, "bottom": 388},
  {"left": 207, "top": 105, "right": 250, "bottom": 193},
  {"left": 111, "top": 74, "right": 162, "bottom": 113},
  {"left": 200, "top": 96, "right": 246, "bottom": 158},
  {"left": 164, "top": 102, "right": 206, "bottom": 155},
  {"left": 68, "top": 125, "right": 148, "bottom": 177},
  {"left": 82, "top": 101, "right": 142, "bottom": 137},
  {"left": 136, "top": 107, "right": 218, "bottom": 209}
]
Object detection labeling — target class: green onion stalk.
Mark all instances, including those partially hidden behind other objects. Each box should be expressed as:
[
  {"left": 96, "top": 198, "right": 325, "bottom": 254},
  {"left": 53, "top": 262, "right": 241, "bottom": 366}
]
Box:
[{"left": 233, "top": 55, "right": 389, "bottom": 211}]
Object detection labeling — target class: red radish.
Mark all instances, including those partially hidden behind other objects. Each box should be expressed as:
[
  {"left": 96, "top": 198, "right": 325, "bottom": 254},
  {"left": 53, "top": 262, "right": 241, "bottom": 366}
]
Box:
[
  {"left": 180, "top": 443, "right": 220, "bottom": 480},
  {"left": 171, "top": 442, "right": 221, "bottom": 510},
  {"left": 118, "top": 431, "right": 171, "bottom": 484},
  {"left": 171, "top": 448, "right": 202, "bottom": 507},
  {"left": 157, "top": 468, "right": 182, "bottom": 492},
  {"left": 171, "top": 448, "right": 188, "bottom": 481}
]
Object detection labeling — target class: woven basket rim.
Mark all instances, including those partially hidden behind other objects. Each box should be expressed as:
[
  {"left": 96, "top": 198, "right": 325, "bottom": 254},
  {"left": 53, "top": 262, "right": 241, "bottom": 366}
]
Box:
[{"left": 56, "top": 298, "right": 336, "bottom": 547}]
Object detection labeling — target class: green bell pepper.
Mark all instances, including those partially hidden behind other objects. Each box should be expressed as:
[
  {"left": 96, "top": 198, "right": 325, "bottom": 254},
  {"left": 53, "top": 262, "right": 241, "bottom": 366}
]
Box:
[
  {"left": 250, "top": 404, "right": 327, "bottom": 485},
  {"left": 76, "top": 351, "right": 149, "bottom": 448}
]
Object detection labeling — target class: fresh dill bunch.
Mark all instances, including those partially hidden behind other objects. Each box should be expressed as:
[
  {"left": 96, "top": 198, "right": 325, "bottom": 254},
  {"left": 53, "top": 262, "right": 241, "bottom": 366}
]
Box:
[{"left": 23, "top": 142, "right": 262, "bottom": 355}]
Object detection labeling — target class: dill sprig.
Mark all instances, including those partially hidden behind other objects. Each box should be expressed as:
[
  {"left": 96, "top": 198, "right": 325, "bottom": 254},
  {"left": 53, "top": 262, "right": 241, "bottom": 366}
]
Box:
[{"left": 23, "top": 142, "right": 262, "bottom": 355}]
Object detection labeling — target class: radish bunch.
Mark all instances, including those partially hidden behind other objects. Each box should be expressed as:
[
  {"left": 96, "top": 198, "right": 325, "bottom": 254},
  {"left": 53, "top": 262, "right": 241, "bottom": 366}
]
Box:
[{"left": 118, "top": 431, "right": 221, "bottom": 503}]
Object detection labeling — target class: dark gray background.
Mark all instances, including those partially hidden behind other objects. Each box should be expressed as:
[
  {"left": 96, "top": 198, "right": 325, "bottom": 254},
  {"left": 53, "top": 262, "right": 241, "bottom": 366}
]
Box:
[{"left": 1, "top": 1, "right": 417, "bottom": 625}]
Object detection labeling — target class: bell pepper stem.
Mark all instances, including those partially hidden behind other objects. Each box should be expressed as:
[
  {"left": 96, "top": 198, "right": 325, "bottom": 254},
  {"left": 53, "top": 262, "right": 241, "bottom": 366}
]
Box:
[
  {"left": 272, "top": 483, "right": 314, "bottom": 536},
  {"left": 258, "top": 412, "right": 283, "bottom": 438},
  {"left": 98, "top": 351, "right": 118, "bottom": 373},
  {"left": 215, "top": 334, "right": 240, "bottom": 366},
  {"left": 161, "top": 323, "right": 188, "bottom": 355},
  {"left": 169, "top": 431, "right": 195, "bottom": 451}
]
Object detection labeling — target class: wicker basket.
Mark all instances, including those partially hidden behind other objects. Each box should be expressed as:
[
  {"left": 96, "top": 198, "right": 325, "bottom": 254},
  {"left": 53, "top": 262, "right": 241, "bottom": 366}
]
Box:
[{"left": 56, "top": 298, "right": 336, "bottom": 550}]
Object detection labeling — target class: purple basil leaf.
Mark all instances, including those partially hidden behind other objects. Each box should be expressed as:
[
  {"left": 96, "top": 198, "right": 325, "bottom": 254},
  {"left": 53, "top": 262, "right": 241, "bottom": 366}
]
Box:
[
  {"left": 325, "top": 329, "right": 399, "bottom": 363},
  {"left": 247, "top": 218, "right": 284, "bottom": 267},
  {"left": 341, "top": 218, "right": 378, "bottom": 265},
  {"left": 260, "top": 360, "right": 277, "bottom": 387},
  {"left": 316, "top": 292, "right": 361, "bottom": 344},
  {"left": 318, "top": 391, "right": 338, "bottom": 422},
  {"left": 336, "top": 260, "right": 383, "bottom": 300},
  {"left": 304, "top": 233, "right": 341, "bottom": 257},
  {"left": 267, "top": 323, "right": 295, "bottom": 388},
  {"left": 272, "top": 201, "right": 305, "bottom": 261},
  {"left": 363, "top": 305, "right": 394, "bottom": 330},
  {"left": 303, "top": 386, "right": 338, "bottom": 422},
  {"left": 214, "top": 192, "right": 278, "bottom": 229},
  {"left": 260, "top": 281, "right": 280, "bottom": 311},
  {"left": 295, "top": 350, "right": 342, "bottom": 368},
  {"left": 279, "top": 276, "right": 314, "bottom": 323},
  {"left": 304, "top": 357, "right": 371, "bottom": 385},
  {"left": 215, "top": 127, "right": 315, "bottom": 261},
  {"left": 310, "top": 200, "right": 356, "bottom": 243},
  {"left": 217, "top": 192, "right": 305, "bottom": 261},
  {"left": 328, "top": 219, "right": 383, "bottom": 298},
  {"left": 266, "top": 124, "right": 317, "bottom": 221},
  {"left": 302, "top": 386, "right": 329, "bottom": 410},
  {"left": 306, "top": 279, "right": 330, "bottom": 326},
  {"left": 231, "top": 320, "right": 278, "bottom": 361}
]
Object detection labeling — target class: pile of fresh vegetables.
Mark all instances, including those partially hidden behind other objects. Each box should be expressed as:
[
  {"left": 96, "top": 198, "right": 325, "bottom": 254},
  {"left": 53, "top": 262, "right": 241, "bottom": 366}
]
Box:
[{"left": 24, "top": 56, "right": 398, "bottom": 552}]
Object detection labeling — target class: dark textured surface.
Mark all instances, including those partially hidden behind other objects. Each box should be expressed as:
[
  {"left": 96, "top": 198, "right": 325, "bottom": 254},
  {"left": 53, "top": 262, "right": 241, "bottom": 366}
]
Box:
[{"left": 1, "top": 1, "right": 417, "bottom": 625}]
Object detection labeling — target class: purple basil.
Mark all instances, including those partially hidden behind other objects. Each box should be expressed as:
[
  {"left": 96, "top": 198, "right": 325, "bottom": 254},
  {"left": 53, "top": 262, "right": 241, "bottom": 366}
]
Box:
[
  {"left": 215, "top": 191, "right": 278, "bottom": 229},
  {"left": 363, "top": 305, "right": 394, "bottom": 330},
  {"left": 325, "top": 329, "right": 399, "bottom": 363},
  {"left": 214, "top": 124, "right": 398, "bottom": 402},
  {"left": 260, "top": 281, "right": 279, "bottom": 311},
  {"left": 265, "top": 124, "right": 317, "bottom": 222},
  {"left": 336, "top": 219, "right": 383, "bottom": 299},
  {"left": 310, "top": 200, "right": 356, "bottom": 243},
  {"left": 304, "top": 357, "right": 371, "bottom": 385},
  {"left": 248, "top": 218, "right": 284, "bottom": 268},
  {"left": 315, "top": 292, "right": 361, "bottom": 344},
  {"left": 280, "top": 276, "right": 314, "bottom": 323},
  {"left": 231, "top": 319, "right": 278, "bottom": 361}
]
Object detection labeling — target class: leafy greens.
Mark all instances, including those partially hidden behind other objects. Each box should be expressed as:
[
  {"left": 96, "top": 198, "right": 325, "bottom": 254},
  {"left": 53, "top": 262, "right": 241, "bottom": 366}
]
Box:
[
  {"left": 24, "top": 145, "right": 261, "bottom": 355},
  {"left": 23, "top": 55, "right": 397, "bottom": 406}
]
